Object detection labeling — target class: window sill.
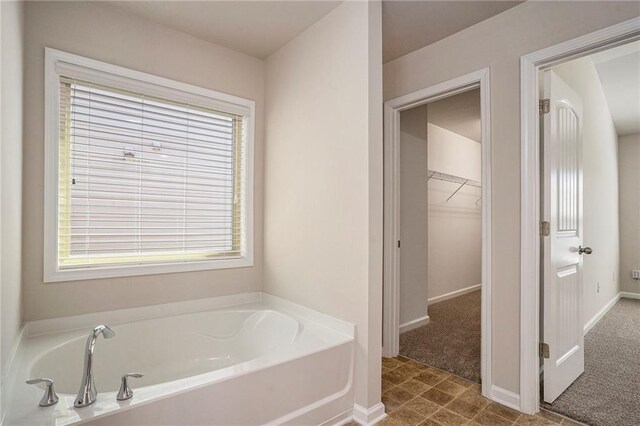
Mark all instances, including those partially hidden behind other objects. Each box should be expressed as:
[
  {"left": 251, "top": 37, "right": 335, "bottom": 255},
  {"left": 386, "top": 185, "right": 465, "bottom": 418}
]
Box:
[{"left": 43, "top": 257, "right": 253, "bottom": 283}]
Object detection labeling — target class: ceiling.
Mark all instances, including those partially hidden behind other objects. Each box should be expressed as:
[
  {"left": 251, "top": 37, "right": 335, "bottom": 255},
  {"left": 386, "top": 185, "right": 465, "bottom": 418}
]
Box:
[
  {"left": 110, "top": 1, "right": 341, "bottom": 59},
  {"left": 382, "top": 0, "right": 523, "bottom": 63},
  {"left": 427, "top": 89, "right": 481, "bottom": 143},
  {"left": 108, "top": 1, "right": 525, "bottom": 62},
  {"left": 591, "top": 41, "right": 640, "bottom": 136}
]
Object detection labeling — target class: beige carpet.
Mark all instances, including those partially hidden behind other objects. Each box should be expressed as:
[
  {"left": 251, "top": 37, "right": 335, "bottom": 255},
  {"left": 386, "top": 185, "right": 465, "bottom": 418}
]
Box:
[
  {"left": 542, "top": 298, "right": 640, "bottom": 426},
  {"left": 399, "top": 290, "right": 481, "bottom": 383}
]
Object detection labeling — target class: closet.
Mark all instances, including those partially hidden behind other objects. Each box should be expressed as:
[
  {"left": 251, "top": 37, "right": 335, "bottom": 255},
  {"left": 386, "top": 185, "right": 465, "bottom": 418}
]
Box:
[{"left": 398, "top": 89, "right": 482, "bottom": 383}]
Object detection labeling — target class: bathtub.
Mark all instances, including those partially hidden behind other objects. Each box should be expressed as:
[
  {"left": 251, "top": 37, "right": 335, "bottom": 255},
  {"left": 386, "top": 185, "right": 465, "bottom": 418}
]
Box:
[{"left": 4, "top": 293, "right": 355, "bottom": 425}]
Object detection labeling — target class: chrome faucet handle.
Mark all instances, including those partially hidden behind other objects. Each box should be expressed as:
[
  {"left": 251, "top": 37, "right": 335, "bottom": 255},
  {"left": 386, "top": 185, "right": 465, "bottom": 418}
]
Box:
[
  {"left": 26, "top": 378, "right": 59, "bottom": 407},
  {"left": 117, "top": 373, "right": 143, "bottom": 401}
]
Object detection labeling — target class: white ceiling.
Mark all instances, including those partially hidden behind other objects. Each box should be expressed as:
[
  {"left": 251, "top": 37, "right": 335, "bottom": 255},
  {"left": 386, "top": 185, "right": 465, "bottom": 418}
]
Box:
[
  {"left": 110, "top": 1, "right": 341, "bottom": 59},
  {"left": 591, "top": 41, "right": 640, "bottom": 136},
  {"left": 108, "top": 1, "right": 524, "bottom": 63},
  {"left": 382, "top": 0, "right": 523, "bottom": 63},
  {"left": 427, "top": 89, "right": 481, "bottom": 143}
]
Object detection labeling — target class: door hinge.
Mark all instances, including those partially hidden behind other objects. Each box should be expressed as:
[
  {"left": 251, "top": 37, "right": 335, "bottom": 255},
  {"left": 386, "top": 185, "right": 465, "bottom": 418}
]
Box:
[
  {"left": 539, "top": 98, "right": 550, "bottom": 115},
  {"left": 540, "top": 221, "right": 550, "bottom": 237},
  {"left": 539, "top": 342, "right": 550, "bottom": 359},
  {"left": 397, "top": 240, "right": 401, "bottom": 248}
]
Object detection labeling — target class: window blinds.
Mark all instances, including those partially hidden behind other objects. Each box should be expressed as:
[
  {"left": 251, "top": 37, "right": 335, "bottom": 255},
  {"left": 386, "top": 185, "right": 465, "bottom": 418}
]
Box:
[{"left": 57, "top": 77, "right": 247, "bottom": 269}]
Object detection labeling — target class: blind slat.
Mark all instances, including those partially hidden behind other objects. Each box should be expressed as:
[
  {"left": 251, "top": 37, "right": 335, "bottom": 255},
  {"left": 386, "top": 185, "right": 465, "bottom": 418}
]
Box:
[{"left": 65, "top": 245, "right": 242, "bottom": 251}]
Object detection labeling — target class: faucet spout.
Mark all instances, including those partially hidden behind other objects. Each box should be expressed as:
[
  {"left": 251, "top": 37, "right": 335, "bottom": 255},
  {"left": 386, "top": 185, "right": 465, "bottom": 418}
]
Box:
[{"left": 75, "top": 325, "right": 115, "bottom": 408}]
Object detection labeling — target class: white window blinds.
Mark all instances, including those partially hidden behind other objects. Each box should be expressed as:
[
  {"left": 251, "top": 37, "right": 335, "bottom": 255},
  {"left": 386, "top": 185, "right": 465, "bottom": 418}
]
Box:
[{"left": 57, "top": 77, "right": 248, "bottom": 270}]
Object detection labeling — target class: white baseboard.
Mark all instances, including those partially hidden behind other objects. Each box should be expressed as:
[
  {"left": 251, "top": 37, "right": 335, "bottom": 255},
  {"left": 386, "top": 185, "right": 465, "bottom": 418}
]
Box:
[
  {"left": 399, "top": 315, "right": 430, "bottom": 334},
  {"left": 381, "top": 345, "right": 396, "bottom": 358},
  {"left": 323, "top": 409, "right": 356, "bottom": 426},
  {"left": 583, "top": 292, "right": 621, "bottom": 335},
  {"left": 620, "top": 291, "right": 640, "bottom": 300},
  {"left": 352, "top": 403, "right": 386, "bottom": 425},
  {"left": 491, "top": 385, "right": 520, "bottom": 411},
  {"left": 428, "top": 283, "right": 481, "bottom": 305},
  {"left": 582, "top": 292, "right": 640, "bottom": 335}
]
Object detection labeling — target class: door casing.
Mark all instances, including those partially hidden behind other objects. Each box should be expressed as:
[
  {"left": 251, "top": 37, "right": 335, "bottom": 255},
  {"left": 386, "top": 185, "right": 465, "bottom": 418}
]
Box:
[
  {"left": 519, "top": 16, "right": 640, "bottom": 415},
  {"left": 382, "top": 68, "right": 492, "bottom": 400}
]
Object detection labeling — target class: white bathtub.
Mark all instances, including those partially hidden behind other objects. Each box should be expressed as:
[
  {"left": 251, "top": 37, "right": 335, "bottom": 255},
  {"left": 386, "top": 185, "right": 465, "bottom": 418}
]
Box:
[{"left": 4, "top": 293, "right": 355, "bottom": 425}]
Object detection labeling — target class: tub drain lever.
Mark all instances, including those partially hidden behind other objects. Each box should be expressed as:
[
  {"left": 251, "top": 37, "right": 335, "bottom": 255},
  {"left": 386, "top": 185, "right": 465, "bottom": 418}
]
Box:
[
  {"left": 26, "top": 377, "right": 59, "bottom": 407},
  {"left": 117, "top": 373, "right": 143, "bottom": 401}
]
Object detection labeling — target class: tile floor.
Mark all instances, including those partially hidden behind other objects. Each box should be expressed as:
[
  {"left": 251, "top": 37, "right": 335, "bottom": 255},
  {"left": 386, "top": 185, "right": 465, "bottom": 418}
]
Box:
[{"left": 371, "top": 356, "right": 581, "bottom": 426}]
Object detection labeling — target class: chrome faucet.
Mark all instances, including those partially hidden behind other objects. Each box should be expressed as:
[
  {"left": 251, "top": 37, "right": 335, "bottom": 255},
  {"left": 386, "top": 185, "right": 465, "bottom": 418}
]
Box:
[{"left": 75, "top": 325, "right": 116, "bottom": 408}]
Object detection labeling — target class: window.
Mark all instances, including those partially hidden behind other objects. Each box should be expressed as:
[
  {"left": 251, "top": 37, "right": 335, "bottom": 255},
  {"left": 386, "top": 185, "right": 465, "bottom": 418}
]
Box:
[{"left": 44, "top": 49, "right": 254, "bottom": 282}]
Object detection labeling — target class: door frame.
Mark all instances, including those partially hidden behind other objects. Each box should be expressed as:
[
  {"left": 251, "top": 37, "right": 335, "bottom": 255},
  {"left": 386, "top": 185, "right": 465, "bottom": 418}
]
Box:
[
  {"left": 519, "top": 16, "right": 640, "bottom": 415},
  {"left": 382, "top": 68, "right": 492, "bottom": 398}
]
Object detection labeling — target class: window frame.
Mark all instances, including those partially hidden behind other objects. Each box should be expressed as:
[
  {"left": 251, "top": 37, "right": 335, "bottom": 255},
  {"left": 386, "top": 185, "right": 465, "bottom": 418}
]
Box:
[{"left": 44, "top": 48, "right": 255, "bottom": 283}]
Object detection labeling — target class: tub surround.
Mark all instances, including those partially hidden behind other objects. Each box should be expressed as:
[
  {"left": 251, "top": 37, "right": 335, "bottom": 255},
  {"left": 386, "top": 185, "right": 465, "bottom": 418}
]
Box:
[{"left": 5, "top": 293, "right": 356, "bottom": 425}]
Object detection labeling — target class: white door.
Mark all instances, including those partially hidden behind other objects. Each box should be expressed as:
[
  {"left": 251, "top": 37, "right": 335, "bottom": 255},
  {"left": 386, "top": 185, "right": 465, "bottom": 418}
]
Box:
[{"left": 542, "top": 69, "right": 587, "bottom": 403}]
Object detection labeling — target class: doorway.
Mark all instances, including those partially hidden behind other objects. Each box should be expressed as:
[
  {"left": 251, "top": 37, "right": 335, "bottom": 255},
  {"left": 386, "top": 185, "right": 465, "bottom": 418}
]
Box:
[
  {"left": 537, "top": 39, "right": 640, "bottom": 425},
  {"left": 383, "top": 69, "right": 493, "bottom": 399},
  {"left": 519, "top": 16, "right": 640, "bottom": 419},
  {"left": 398, "top": 89, "right": 482, "bottom": 385}
]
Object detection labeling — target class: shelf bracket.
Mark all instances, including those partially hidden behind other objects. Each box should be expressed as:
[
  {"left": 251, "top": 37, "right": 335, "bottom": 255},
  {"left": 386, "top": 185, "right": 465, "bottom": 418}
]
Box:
[{"left": 446, "top": 179, "right": 469, "bottom": 202}]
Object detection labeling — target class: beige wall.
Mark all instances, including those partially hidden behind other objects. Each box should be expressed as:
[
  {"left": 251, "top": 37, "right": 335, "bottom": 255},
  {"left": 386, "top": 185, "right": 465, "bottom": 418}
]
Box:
[
  {"left": 399, "top": 106, "right": 429, "bottom": 326},
  {"left": 384, "top": 1, "right": 640, "bottom": 394},
  {"left": 1, "top": 0, "right": 24, "bottom": 381},
  {"left": 22, "top": 1, "right": 265, "bottom": 321},
  {"left": 427, "top": 123, "right": 481, "bottom": 182},
  {"left": 427, "top": 207, "right": 481, "bottom": 300},
  {"left": 264, "top": 1, "right": 383, "bottom": 410},
  {"left": 553, "top": 58, "right": 620, "bottom": 326},
  {"left": 619, "top": 133, "right": 640, "bottom": 294},
  {"left": 427, "top": 120, "right": 482, "bottom": 301}
]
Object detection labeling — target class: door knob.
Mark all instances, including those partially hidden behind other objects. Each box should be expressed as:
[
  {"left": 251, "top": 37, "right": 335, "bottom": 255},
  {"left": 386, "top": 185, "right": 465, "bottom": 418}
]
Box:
[{"left": 578, "top": 246, "right": 593, "bottom": 255}]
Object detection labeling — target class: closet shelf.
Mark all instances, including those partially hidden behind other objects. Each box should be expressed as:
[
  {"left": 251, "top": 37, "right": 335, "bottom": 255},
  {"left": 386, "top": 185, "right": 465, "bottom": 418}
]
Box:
[
  {"left": 427, "top": 170, "right": 480, "bottom": 187},
  {"left": 427, "top": 169, "right": 481, "bottom": 203}
]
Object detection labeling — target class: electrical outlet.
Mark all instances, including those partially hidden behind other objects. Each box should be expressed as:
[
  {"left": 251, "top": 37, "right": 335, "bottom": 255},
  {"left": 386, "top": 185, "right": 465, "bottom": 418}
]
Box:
[
  {"left": 632, "top": 270, "right": 640, "bottom": 280},
  {"left": 597, "top": 282, "right": 600, "bottom": 293}
]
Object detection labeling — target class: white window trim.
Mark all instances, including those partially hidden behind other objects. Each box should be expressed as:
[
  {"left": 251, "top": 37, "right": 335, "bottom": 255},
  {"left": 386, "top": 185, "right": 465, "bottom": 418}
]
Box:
[{"left": 43, "top": 47, "right": 255, "bottom": 283}]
